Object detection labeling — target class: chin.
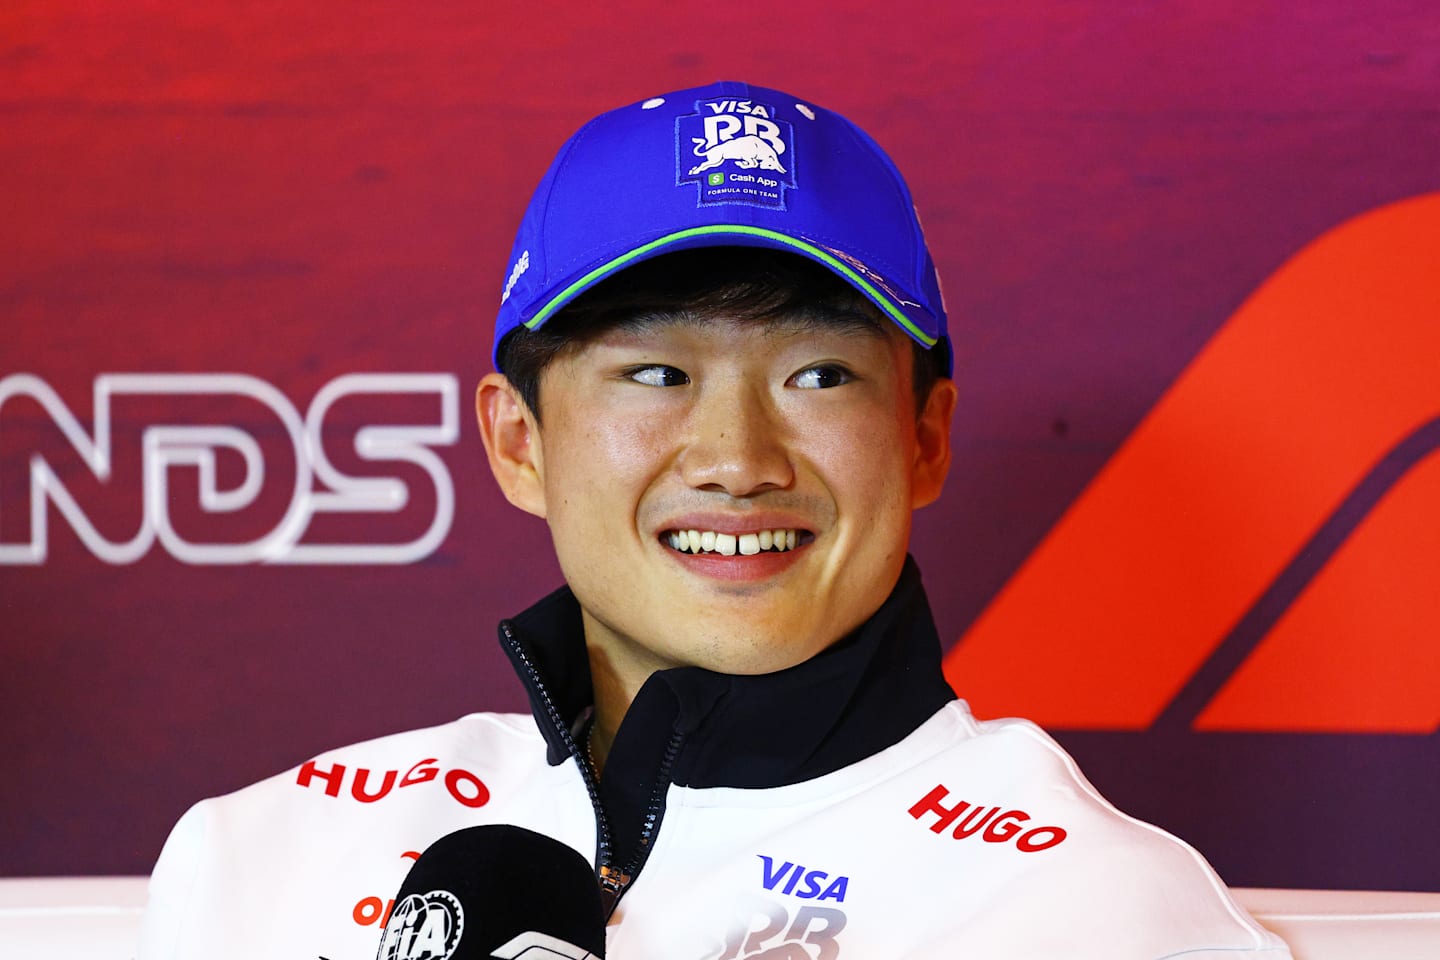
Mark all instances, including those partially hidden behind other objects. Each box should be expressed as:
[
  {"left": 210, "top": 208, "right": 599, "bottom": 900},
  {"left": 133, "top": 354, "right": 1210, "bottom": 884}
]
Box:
[{"left": 677, "top": 629, "right": 834, "bottom": 677}]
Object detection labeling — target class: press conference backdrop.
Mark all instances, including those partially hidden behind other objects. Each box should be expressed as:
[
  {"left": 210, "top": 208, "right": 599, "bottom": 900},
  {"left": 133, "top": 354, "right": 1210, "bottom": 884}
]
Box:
[{"left": 3, "top": 1, "right": 1437, "bottom": 893}]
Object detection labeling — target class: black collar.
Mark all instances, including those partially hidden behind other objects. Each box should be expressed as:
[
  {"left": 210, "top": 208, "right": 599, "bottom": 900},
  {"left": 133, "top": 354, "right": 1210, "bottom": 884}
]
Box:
[
  {"left": 498, "top": 556, "right": 955, "bottom": 897},
  {"left": 498, "top": 555, "right": 955, "bottom": 791}
]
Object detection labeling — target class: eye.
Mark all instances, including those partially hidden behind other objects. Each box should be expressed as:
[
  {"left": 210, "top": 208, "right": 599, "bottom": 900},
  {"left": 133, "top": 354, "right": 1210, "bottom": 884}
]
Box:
[
  {"left": 624, "top": 365, "right": 690, "bottom": 387},
  {"left": 788, "top": 364, "right": 854, "bottom": 389}
]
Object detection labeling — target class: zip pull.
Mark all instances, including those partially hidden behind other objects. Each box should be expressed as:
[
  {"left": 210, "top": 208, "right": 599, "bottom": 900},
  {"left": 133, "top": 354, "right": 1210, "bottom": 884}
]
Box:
[{"left": 597, "top": 864, "right": 632, "bottom": 918}]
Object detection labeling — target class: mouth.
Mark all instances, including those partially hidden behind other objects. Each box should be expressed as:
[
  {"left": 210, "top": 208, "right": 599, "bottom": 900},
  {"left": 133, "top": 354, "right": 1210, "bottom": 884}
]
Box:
[{"left": 662, "top": 527, "right": 814, "bottom": 556}]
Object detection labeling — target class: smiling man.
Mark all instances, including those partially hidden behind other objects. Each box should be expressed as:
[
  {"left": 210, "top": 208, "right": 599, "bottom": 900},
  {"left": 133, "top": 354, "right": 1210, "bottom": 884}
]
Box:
[
  {"left": 139, "top": 82, "right": 1290, "bottom": 959},
  {"left": 481, "top": 247, "right": 953, "bottom": 711}
]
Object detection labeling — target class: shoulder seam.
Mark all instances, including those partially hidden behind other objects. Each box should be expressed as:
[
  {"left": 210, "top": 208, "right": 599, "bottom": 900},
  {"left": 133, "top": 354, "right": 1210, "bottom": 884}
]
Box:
[{"left": 1007, "top": 721, "right": 1277, "bottom": 950}]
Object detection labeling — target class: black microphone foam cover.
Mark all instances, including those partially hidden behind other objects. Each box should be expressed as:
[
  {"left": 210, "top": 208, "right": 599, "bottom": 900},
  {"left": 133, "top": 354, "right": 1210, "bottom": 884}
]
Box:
[{"left": 377, "top": 824, "right": 606, "bottom": 960}]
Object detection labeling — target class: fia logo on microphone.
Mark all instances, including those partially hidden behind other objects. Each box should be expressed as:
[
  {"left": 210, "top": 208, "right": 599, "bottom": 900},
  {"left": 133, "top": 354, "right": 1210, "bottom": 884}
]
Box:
[{"left": 376, "top": 889, "right": 464, "bottom": 960}]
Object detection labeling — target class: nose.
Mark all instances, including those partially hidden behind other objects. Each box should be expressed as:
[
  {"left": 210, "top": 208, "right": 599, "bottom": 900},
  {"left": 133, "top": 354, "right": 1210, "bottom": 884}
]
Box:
[{"left": 677, "top": 380, "right": 794, "bottom": 497}]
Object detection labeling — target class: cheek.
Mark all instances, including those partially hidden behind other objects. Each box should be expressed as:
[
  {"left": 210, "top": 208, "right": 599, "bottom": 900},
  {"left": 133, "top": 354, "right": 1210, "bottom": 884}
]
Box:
[
  {"left": 542, "top": 405, "right": 671, "bottom": 526},
  {"left": 539, "top": 406, "right": 681, "bottom": 636},
  {"left": 799, "top": 401, "right": 916, "bottom": 516}
]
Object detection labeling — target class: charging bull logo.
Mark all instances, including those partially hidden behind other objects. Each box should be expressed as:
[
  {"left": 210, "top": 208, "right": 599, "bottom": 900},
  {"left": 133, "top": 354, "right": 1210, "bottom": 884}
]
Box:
[
  {"left": 677, "top": 97, "right": 797, "bottom": 209},
  {"left": 689, "top": 135, "right": 787, "bottom": 176}
]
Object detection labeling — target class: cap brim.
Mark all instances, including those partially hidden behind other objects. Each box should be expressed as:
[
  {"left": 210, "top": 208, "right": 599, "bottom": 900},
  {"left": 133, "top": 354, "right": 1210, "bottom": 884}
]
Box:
[{"left": 523, "top": 224, "right": 940, "bottom": 348}]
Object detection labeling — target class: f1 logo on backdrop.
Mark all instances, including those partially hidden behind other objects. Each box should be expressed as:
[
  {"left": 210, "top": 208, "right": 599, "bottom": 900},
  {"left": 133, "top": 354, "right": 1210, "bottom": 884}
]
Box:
[
  {"left": 945, "top": 192, "right": 1440, "bottom": 735},
  {"left": 0, "top": 372, "right": 457, "bottom": 565}
]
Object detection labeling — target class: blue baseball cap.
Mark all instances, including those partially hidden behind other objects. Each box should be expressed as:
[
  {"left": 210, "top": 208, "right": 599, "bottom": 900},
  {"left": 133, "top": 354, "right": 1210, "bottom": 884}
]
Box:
[{"left": 494, "top": 80, "right": 950, "bottom": 373}]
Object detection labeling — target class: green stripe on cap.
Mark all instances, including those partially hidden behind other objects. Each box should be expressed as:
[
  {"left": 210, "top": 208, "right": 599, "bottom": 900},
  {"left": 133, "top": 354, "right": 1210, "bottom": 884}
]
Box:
[{"left": 525, "top": 225, "right": 938, "bottom": 347}]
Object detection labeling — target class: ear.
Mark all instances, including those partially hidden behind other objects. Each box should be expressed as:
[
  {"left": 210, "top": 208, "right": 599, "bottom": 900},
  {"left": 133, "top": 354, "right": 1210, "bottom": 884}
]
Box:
[
  {"left": 475, "top": 373, "right": 548, "bottom": 518},
  {"left": 911, "top": 377, "right": 957, "bottom": 509}
]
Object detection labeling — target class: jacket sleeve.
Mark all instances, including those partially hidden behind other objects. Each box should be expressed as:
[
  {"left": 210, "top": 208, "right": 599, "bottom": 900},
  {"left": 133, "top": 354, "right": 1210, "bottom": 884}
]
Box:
[{"left": 135, "top": 801, "right": 210, "bottom": 960}]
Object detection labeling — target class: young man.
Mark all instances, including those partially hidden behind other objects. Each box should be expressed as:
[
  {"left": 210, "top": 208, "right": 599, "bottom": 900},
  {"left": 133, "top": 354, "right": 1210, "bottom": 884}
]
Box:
[{"left": 139, "top": 82, "right": 1291, "bottom": 958}]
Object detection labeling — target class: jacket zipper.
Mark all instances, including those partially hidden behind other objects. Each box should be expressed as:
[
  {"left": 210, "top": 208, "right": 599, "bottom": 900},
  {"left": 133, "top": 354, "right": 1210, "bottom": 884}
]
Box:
[
  {"left": 602, "top": 727, "right": 682, "bottom": 914},
  {"left": 500, "top": 622, "right": 681, "bottom": 918}
]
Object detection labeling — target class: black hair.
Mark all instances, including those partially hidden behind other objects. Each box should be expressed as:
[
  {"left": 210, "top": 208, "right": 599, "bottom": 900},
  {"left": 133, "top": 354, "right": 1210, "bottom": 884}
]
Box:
[{"left": 496, "top": 247, "right": 949, "bottom": 422}]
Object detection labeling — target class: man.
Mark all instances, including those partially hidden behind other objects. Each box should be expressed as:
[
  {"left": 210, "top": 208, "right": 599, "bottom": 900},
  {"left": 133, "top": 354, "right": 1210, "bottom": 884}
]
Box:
[{"left": 139, "top": 81, "right": 1291, "bottom": 958}]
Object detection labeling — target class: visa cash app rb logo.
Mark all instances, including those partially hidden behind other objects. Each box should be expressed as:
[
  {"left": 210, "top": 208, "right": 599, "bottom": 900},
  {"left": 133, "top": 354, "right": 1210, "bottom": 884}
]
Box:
[{"left": 677, "top": 97, "right": 796, "bottom": 209}]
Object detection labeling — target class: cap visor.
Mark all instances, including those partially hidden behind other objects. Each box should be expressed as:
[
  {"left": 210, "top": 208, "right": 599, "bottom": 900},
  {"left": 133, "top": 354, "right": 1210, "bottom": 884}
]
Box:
[{"left": 524, "top": 225, "right": 939, "bottom": 347}]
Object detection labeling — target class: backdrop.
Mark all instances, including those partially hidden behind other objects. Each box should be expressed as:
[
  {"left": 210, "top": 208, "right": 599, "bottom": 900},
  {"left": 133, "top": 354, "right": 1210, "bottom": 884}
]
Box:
[{"left": 3, "top": 1, "right": 1437, "bottom": 891}]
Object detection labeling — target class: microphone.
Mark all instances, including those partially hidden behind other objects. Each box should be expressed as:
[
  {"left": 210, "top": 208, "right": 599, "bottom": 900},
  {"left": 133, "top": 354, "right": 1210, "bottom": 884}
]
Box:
[{"left": 376, "top": 824, "right": 607, "bottom": 960}]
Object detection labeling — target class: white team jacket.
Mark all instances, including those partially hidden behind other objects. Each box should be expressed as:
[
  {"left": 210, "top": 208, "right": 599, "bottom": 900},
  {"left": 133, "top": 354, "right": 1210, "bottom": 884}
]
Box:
[{"left": 138, "top": 700, "right": 1291, "bottom": 959}]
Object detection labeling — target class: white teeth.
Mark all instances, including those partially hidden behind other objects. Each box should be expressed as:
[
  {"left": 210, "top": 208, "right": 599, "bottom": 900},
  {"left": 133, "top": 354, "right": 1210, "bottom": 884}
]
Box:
[{"left": 666, "top": 528, "right": 803, "bottom": 555}]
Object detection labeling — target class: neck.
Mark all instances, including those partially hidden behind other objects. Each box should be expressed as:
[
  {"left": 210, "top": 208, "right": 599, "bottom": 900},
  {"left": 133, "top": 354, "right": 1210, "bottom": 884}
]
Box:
[{"left": 580, "top": 608, "right": 681, "bottom": 775}]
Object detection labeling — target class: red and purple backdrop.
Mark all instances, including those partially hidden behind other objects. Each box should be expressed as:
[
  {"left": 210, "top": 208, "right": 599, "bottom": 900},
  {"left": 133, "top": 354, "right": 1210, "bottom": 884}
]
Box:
[{"left": 3, "top": 2, "right": 1437, "bottom": 890}]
